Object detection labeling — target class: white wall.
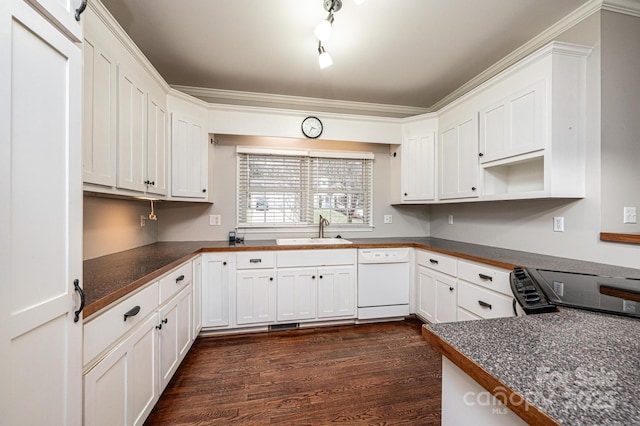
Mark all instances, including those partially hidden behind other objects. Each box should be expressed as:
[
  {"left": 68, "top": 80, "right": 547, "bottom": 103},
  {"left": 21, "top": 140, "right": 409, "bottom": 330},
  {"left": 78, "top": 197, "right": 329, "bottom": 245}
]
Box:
[
  {"left": 83, "top": 196, "right": 158, "bottom": 259},
  {"left": 157, "top": 135, "right": 430, "bottom": 241},
  {"left": 429, "top": 13, "right": 640, "bottom": 270},
  {"left": 600, "top": 11, "right": 640, "bottom": 233}
]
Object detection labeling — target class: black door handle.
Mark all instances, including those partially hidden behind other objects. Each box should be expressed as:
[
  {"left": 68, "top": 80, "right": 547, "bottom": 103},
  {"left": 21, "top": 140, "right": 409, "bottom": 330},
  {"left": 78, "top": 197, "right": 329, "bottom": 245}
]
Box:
[
  {"left": 478, "top": 273, "right": 493, "bottom": 281},
  {"left": 75, "top": 0, "right": 87, "bottom": 21},
  {"left": 429, "top": 259, "right": 439, "bottom": 265},
  {"left": 175, "top": 274, "right": 185, "bottom": 283},
  {"left": 73, "top": 279, "right": 84, "bottom": 323},
  {"left": 478, "top": 300, "right": 492, "bottom": 310},
  {"left": 124, "top": 305, "right": 141, "bottom": 321}
]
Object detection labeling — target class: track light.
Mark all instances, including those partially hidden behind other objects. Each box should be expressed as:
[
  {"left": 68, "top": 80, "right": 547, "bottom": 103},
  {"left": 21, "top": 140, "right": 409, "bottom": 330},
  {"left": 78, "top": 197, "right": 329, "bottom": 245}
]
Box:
[
  {"left": 314, "top": 0, "right": 342, "bottom": 69},
  {"left": 318, "top": 42, "right": 333, "bottom": 69},
  {"left": 314, "top": 13, "right": 334, "bottom": 43}
]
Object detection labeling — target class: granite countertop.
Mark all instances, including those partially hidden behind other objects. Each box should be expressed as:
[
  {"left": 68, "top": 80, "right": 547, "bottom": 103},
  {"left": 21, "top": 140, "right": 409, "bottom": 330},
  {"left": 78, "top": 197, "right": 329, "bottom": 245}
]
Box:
[
  {"left": 423, "top": 308, "right": 640, "bottom": 425},
  {"left": 83, "top": 237, "right": 640, "bottom": 318}
]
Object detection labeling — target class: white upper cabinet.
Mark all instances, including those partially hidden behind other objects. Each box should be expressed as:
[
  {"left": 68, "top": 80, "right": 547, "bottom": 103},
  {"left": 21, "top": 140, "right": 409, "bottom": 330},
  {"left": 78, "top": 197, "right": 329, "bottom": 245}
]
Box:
[
  {"left": 435, "top": 41, "right": 591, "bottom": 202},
  {"left": 1, "top": 1, "right": 83, "bottom": 423},
  {"left": 26, "top": 0, "right": 85, "bottom": 41},
  {"left": 391, "top": 115, "right": 437, "bottom": 204},
  {"left": 82, "top": 22, "right": 117, "bottom": 187},
  {"left": 168, "top": 91, "right": 210, "bottom": 201},
  {"left": 146, "top": 94, "right": 168, "bottom": 196},
  {"left": 439, "top": 114, "right": 480, "bottom": 200},
  {"left": 117, "top": 66, "right": 148, "bottom": 193},
  {"left": 479, "top": 80, "right": 546, "bottom": 163}
]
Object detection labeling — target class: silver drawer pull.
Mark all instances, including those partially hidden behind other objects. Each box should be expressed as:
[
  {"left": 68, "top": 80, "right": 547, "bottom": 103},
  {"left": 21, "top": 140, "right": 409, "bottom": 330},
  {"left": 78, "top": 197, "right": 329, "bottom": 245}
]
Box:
[
  {"left": 249, "top": 259, "right": 262, "bottom": 263},
  {"left": 124, "top": 305, "right": 141, "bottom": 321},
  {"left": 478, "top": 273, "right": 493, "bottom": 281}
]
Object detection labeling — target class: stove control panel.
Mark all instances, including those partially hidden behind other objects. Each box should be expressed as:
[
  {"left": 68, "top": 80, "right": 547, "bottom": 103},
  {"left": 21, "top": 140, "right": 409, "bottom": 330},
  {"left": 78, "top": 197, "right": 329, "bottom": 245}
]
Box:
[{"left": 510, "top": 267, "right": 557, "bottom": 314}]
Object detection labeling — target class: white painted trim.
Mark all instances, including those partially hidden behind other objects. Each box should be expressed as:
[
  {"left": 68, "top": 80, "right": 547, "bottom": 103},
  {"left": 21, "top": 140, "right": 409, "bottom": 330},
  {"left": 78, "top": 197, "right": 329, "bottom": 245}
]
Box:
[
  {"left": 171, "top": 85, "right": 430, "bottom": 118},
  {"left": 602, "top": 0, "right": 640, "bottom": 17},
  {"left": 167, "top": 87, "right": 209, "bottom": 109},
  {"left": 88, "top": 0, "right": 170, "bottom": 93},
  {"left": 430, "top": 0, "right": 602, "bottom": 112},
  {"left": 206, "top": 101, "right": 401, "bottom": 124}
]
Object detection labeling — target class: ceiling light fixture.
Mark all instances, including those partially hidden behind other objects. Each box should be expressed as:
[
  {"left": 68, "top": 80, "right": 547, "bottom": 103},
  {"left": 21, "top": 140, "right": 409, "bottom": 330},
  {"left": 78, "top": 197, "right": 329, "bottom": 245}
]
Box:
[
  {"left": 318, "top": 42, "right": 333, "bottom": 69},
  {"left": 314, "top": 0, "right": 342, "bottom": 69}
]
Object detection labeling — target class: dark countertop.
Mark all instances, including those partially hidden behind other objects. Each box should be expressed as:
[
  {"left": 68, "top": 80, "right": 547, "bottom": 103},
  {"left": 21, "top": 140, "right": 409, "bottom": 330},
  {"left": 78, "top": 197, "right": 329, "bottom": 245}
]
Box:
[
  {"left": 423, "top": 308, "right": 640, "bottom": 425},
  {"left": 83, "top": 237, "right": 640, "bottom": 318}
]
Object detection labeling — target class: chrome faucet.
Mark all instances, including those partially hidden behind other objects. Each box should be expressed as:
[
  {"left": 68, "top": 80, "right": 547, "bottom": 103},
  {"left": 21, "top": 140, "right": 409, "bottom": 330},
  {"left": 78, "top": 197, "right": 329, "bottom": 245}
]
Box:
[{"left": 318, "top": 215, "right": 330, "bottom": 238}]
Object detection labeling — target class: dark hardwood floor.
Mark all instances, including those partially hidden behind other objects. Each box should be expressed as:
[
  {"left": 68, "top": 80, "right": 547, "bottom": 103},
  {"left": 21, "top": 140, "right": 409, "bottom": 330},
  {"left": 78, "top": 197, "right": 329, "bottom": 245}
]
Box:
[{"left": 145, "top": 318, "right": 442, "bottom": 425}]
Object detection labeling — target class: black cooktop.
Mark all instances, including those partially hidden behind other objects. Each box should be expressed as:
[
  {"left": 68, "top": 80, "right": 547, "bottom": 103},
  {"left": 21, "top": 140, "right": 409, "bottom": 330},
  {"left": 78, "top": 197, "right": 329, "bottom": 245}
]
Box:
[{"left": 511, "top": 267, "right": 640, "bottom": 318}]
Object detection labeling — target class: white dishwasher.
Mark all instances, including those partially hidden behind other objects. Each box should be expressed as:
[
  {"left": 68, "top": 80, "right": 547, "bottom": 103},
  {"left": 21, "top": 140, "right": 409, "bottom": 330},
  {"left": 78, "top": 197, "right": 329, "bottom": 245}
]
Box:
[{"left": 357, "top": 248, "right": 411, "bottom": 319}]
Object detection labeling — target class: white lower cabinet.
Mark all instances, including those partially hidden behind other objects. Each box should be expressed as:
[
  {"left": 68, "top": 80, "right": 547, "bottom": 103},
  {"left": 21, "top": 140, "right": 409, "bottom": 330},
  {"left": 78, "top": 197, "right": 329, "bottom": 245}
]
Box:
[
  {"left": 317, "top": 265, "right": 356, "bottom": 319},
  {"left": 84, "top": 313, "right": 159, "bottom": 426},
  {"left": 192, "top": 255, "right": 203, "bottom": 337},
  {"left": 84, "top": 259, "right": 196, "bottom": 426},
  {"left": 456, "top": 260, "right": 515, "bottom": 320},
  {"left": 158, "top": 285, "right": 192, "bottom": 391},
  {"left": 236, "top": 269, "right": 277, "bottom": 325},
  {"left": 277, "top": 267, "right": 317, "bottom": 321},
  {"left": 201, "top": 253, "right": 232, "bottom": 329},
  {"left": 416, "top": 265, "right": 457, "bottom": 324}
]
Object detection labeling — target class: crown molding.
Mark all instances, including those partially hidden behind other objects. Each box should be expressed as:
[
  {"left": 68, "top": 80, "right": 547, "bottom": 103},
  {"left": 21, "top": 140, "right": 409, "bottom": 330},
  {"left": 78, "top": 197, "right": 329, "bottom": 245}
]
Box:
[
  {"left": 602, "top": 0, "right": 640, "bottom": 16},
  {"left": 171, "top": 85, "right": 430, "bottom": 118},
  {"left": 88, "top": 0, "right": 170, "bottom": 93}
]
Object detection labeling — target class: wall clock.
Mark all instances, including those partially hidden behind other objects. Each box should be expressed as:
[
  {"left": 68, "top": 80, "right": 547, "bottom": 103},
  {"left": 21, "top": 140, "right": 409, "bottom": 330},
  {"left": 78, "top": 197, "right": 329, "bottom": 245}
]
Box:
[{"left": 301, "top": 116, "right": 323, "bottom": 139}]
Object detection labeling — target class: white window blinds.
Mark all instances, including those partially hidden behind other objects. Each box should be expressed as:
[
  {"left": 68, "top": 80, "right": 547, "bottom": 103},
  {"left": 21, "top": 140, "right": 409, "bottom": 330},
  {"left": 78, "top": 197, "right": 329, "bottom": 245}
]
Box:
[{"left": 237, "top": 149, "right": 373, "bottom": 228}]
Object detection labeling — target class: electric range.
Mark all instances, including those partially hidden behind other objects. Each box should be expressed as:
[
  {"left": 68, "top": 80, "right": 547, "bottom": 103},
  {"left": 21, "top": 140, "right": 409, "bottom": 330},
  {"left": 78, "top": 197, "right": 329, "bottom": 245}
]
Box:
[{"left": 510, "top": 267, "right": 640, "bottom": 318}]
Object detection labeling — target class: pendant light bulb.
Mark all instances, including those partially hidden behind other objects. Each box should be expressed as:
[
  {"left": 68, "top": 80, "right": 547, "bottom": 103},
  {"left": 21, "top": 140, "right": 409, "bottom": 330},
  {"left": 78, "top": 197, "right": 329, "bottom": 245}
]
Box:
[
  {"left": 314, "top": 14, "right": 334, "bottom": 43},
  {"left": 318, "top": 43, "right": 333, "bottom": 69}
]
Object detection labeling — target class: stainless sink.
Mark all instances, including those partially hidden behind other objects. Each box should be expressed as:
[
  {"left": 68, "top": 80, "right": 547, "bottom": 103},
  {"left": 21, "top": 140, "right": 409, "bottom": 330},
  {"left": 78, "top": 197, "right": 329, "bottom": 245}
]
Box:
[{"left": 276, "top": 237, "right": 352, "bottom": 246}]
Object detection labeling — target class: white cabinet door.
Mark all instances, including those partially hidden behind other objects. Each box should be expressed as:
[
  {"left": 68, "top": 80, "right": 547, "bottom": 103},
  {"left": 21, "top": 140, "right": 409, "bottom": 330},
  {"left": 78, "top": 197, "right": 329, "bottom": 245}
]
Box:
[
  {"left": 171, "top": 112, "right": 208, "bottom": 199},
  {"left": 117, "top": 66, "right": 147, "bottom": 193},
  {"left": 416, "top": 266, "right": 437, "bottom": 323},
  {"left": 317, "top": 265, "right": 356, "bottom": 318},
  {"left": 403, "top": 134, "right": 435, "bottom": 202},
  {"left": 192, "top": 256, "right": 203, "bottom": 337},
  {"left": 158, "top": 285, "right": 192, "bottom": 391},
  {"left": 479, "top": 80, "right": 546, "bottom": 163},
  {"left": 84, "top": 313, "right": 159, "bottom": 426},
  {"left": 82, "top": 32, "right": 117, "bottom": 187},
  {"left": 277, "top": 268, "right": 317, "bottom": 321},
  {"left": 436, "top": 278, "right": 457, "bottom": 323},
  {"left": 26, "top": 0, "right": 84, "bottom": 41},
  {"left": 236, "top": 270, "right": 277, "bottom": 325},
  {"left": 439, "top": 115, "right": 479, "bottom": 200},
  {"left": 146, "top": 95, "right": 167, "bottom": 196},
  {"left": 0, "top": 2, "right": 82, "bottom": 424},
  {"left": 201, "top": 253, "right": 231, "bottom": 328}
]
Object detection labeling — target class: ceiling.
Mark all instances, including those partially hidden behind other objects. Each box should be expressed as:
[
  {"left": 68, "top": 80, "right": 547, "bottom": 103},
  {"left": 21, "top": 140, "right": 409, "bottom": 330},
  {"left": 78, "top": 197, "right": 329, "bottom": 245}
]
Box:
[{"left": 100, "top": 0, "right": 591, "bottom": 115}]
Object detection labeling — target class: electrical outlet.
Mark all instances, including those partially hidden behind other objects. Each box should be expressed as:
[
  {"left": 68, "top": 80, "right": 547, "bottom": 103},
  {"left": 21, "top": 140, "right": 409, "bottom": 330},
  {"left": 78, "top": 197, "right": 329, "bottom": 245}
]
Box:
[
  {"left": 140, "top": 215, "right": 147, "bottom": 227},
  {"left": 448, "top": 215, "right": 454, "bottom": 225},
  {"left": 623, "top": 207, "right": 636, "bottom": 224},
  {"left": 209, "top": 215, "right": 221, "bottom": 226},
  {"left": 553, "top": 216, "right": 564, "bottom": 232},
  {"left": 383, "top": 215, "right": 393, "bottom": 224}
]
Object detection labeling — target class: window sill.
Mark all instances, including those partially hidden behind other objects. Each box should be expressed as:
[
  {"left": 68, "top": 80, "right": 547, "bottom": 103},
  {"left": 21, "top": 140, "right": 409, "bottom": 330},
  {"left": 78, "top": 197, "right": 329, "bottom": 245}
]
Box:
[{"left": 237, "top": 225, "right": 374, "bottom": 234}]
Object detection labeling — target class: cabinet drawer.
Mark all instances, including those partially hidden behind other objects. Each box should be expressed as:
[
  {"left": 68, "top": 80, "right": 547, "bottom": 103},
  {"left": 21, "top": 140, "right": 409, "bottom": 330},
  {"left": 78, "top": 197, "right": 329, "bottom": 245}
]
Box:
[
  {"left": 416, "top": 250, "right": 457, "bottom": 276},
  {"left": 456, "top": 307, "right": 482, "bottom": 322},
  {"left": 236, "top": 252, "right": 275, "bottom": 269},
  {"left": 277, "top": 249, "right": 355, "bottom": 268},
  {"left": 84, "top": 282, "right": 160, "bottom": 365},
  {"left": 159, "top": 261, "right": 192, "bottom": 305},
  {"left": 457, "top": 281, "right": 514, "bottom": 320},
  {"left": 457, "top": 260, "right": 511, "bottom": 296}
]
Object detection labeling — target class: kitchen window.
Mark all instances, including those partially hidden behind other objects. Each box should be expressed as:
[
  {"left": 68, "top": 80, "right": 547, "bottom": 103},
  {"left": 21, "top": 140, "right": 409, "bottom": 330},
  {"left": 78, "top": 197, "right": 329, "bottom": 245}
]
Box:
[{"left": 237, "top": 147, "right": 373, "bottom": 229}]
